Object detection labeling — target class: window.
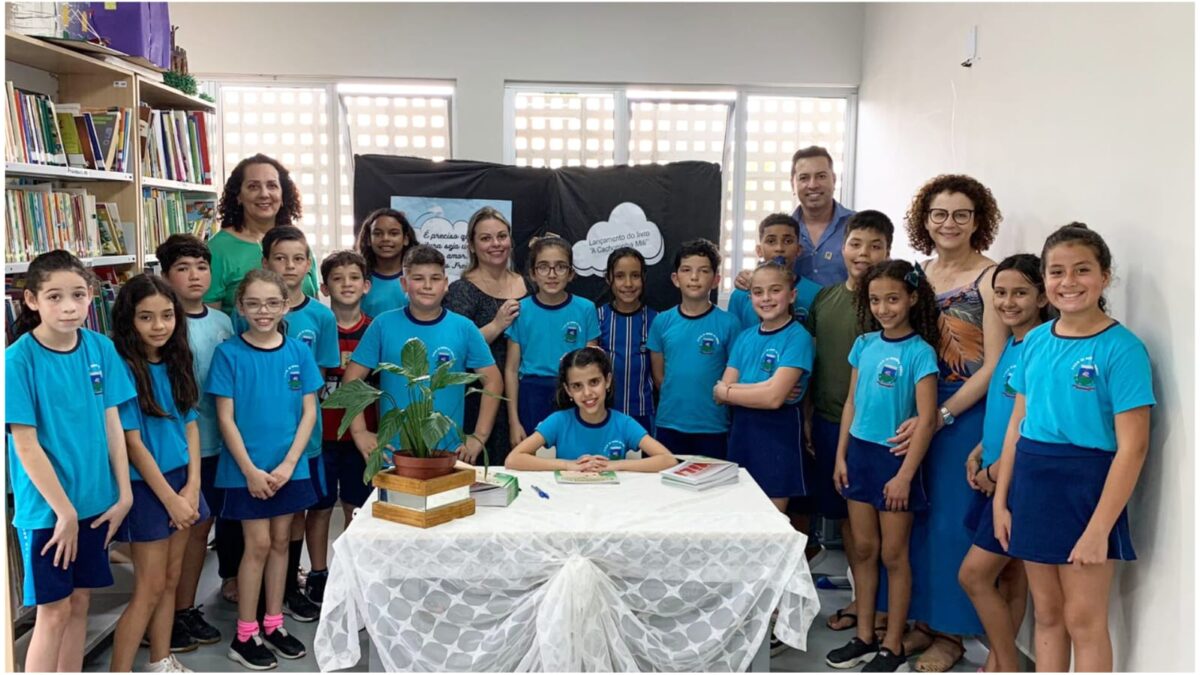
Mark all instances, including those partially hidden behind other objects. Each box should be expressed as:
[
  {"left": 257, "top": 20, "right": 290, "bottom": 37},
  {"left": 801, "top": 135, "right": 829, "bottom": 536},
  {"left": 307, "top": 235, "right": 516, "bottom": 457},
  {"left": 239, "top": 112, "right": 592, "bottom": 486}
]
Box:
[
  {"left": 213, "top": 80, "right": 454, "bottom": 259},
  {"left": 505, "top": 85, "right": 856, "bottom": 292}
]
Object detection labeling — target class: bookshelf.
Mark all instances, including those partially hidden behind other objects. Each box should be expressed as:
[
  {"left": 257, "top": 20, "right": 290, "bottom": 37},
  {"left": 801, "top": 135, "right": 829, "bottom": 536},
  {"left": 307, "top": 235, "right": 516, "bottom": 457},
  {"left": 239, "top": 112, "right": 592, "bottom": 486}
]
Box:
[
  {"left": 4, "top": 162, "right": 133, "bottom": 182},
  {"left": 141, "top": 176, "right": 219, "bottom": 193}
]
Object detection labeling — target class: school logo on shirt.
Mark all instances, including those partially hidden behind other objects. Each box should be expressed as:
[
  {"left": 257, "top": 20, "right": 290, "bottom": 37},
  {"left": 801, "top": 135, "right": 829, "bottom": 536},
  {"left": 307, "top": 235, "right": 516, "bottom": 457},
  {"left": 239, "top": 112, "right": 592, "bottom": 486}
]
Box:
[
  {"left": 604, "top": 440, "right": 626, "bottom": 460},
  {"left": 876, "top": 357, "right": 903, "bottom": 388},
  {"left": 433, "top": 347, "right": 456, "bottom": 366},
  {"left": 1002, "top": 364, "right": 1018, "bottom": 398},
  {"left": 1072, "top": 357, "right": 1098, "bottom": 392},
  {"left": 297, "top": 329, "right": 317, "bottom": 347},
  {"left": 285, "top": 364, "right": 302, "bottom": 390},
  {"left": 88, "top": 363, "right": 104, "bottom": 395},
  {"left": 563, "top": 321, "right": 582, "bottom": 344},
  {"left": 795, "top": 307, "right": 809, "bottom": 323},
  {"left": 697, "top": 332, "right": 720, "bottom": 355},
  {"left": 759, "top": 349, "right": 780, "bottom": 374}
]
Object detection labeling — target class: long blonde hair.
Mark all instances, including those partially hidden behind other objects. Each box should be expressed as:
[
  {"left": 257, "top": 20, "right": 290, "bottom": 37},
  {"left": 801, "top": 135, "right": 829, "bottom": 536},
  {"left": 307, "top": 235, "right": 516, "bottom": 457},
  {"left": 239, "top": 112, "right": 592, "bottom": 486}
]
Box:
[{"left": 464, "top": 206, "right": 513, "bottom": 275}]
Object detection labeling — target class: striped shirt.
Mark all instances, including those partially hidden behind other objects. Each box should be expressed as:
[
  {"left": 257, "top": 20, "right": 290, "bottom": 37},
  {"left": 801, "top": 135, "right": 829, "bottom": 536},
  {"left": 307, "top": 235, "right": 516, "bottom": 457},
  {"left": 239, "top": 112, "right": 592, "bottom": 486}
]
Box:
[{"left": 597, "top": 303, "right": 657, "bottom": 417}]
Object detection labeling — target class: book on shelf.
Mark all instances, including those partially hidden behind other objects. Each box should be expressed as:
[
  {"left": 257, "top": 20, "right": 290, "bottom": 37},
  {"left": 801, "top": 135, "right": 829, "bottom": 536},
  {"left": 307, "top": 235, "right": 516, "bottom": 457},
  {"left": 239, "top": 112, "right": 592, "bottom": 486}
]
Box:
[
  {"left": 95, "top": 202, "right": 127, "bottom": 255},
  {"left": 4, "top": 183, "right": 116, "bottom": 262},
  {"left": 142, "top": 187, "right": 191, "bottom": 251},
  {"left": 660, "top": 457, "right": 739, "bottom": 491},
  {"left": 554, "top": 470, "right": 619, "bottom": 485},
  {"left": 184, "top": 196, "right": 218, "bottom": 240},
  {"left": 4, "top": 86, "right": 135, "bottom": 173},
  {"left": 140, "top": 107, "right": 214, "bottom": 185}
]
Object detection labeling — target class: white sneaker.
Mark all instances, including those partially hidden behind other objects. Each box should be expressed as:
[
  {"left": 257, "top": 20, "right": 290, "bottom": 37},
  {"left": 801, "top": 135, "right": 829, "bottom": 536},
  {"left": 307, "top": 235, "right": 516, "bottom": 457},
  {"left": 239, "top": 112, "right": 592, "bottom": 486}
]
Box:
[
  {"left": 168, "top": 655, "right": 194, "bottom": 673},
  {"left": 144, "top": 657, "right": 173, "bottom": 673}
]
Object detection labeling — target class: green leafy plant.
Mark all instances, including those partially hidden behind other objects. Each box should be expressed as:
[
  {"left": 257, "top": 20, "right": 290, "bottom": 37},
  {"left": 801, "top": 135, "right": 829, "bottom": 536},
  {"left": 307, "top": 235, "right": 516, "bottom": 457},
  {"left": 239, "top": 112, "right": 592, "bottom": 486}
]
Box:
[{"left": 321, "top": 337, "right": 498, "bottom": 483}]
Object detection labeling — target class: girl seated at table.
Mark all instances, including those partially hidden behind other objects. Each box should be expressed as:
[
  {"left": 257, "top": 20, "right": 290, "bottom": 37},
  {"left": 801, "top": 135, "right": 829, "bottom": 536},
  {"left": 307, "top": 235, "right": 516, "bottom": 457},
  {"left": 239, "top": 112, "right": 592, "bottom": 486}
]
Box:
[{"left": 505, "top": 347, "right": 677, "bottom": 473}]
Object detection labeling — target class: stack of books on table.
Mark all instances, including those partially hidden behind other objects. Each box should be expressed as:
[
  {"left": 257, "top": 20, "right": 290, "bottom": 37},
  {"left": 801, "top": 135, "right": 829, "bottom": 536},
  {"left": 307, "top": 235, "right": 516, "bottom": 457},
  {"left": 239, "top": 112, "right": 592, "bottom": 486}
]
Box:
[
  {"left": 660, "top": 457, "right": 739, "bottom": 491},
  {"left": 470, "top": 467, "right": 519, "bottom": 507}
]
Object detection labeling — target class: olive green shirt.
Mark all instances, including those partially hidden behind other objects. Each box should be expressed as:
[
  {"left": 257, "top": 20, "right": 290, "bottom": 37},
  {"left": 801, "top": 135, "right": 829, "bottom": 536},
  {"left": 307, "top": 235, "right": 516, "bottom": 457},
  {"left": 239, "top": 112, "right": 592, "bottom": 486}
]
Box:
[
  {"left": 203, "top": 229, "right": 319, "bottom": 314},
  {"left": 805, "top": 282, "right": 861, "bottom": 424}
]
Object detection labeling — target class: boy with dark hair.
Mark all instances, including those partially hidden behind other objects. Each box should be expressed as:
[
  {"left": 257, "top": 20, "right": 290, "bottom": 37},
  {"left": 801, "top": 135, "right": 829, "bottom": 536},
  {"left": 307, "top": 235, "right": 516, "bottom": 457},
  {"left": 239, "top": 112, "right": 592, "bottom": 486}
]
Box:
[
  {"left": 727, "top": 213, "right": 824, "bottom": 330},
  {"left": 647, "top": 239, "right": 741, "bottom": 459}
]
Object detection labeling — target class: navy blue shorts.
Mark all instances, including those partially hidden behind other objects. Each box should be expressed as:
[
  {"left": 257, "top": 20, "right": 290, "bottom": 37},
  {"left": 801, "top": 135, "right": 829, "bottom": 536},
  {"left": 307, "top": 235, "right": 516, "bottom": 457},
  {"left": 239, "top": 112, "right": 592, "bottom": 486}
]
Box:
[
  {"left": 727, "top": 405, "right": 807, "bottom": 499},
  {"left": 308, "top": 454, "right": 336, "bottom": 510},
  {"left": 842, "top": 435, "right": 929, "bottom": 512},
  {"left": 517, "top": 376, "right": 559, "bottom": 436},
  {"left": 805, "top": 415, "right": 848, "bottom": 519},
  {"left": 115, "top": 466, "right": 213, "bottom": 543},
  {"left": 654, "top": 426, "right": 729, "bottom": 461},
  {"left": 19, "top": 514, "right": 114, "bottom": 606},
  {"left": 200, "top": 455, "right": 222, "bottom": 519},
  {"left": 321, "top": 441, "right": 372, "bottom": 508},
  {"left": 1008, "top": 437, "right": 1136, "bottom": 564},
  {"left": 963, "top": 491, "right": 1007, "bottom": 556},
  {"left": 221, "top": 479, "right": 317, "bottom": 521}
]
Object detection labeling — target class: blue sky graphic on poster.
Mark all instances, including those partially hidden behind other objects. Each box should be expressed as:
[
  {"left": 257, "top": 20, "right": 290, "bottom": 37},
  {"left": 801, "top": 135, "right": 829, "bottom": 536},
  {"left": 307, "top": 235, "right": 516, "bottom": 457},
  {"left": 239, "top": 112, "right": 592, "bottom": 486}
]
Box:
[{"left": 390, "top": 197, "right": 513, "bottom": 280}]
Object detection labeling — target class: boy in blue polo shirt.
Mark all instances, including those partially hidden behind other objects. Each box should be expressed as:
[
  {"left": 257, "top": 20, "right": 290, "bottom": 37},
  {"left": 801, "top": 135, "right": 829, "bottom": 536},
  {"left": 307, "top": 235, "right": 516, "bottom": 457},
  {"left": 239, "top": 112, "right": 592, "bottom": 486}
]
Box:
[
  {"left": 344, "top": 245, "right": 504, "bottom": 463},
  {"left": 647, "top": 239, "right": 741, "bottom": 459},
  {"left": 728, "top": 213, "right": 823, "bottom": 329}
]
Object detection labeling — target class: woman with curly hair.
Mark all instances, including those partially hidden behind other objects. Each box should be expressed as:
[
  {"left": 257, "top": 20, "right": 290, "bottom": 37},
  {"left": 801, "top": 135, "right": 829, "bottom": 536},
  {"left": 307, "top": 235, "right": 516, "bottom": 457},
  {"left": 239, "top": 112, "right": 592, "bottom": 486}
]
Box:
[
  {"left": 881, "top": 174, "right": 1008, "bottom": 672},
  {"left": 203, "top": 154, "right": 319, "bottom": 314}
]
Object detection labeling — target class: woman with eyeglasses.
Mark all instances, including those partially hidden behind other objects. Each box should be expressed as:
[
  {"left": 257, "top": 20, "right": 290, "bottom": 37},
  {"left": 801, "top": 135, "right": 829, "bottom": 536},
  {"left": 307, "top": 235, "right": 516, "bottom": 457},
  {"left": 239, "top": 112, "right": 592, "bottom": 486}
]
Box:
[
  {"left": 443, "top": 207, "right": 532, "bottom": 466},
  {"left": 878, "top": 175, "right": 1008, "bottom": 672}
]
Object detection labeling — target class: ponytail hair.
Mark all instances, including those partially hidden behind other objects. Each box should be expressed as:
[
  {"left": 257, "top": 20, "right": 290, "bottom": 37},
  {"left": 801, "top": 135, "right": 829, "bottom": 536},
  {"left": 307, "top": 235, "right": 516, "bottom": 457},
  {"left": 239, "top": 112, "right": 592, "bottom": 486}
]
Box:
[
  {"left": 555, "top": 346, "right": 614, "bottom": 410},
  {"left": 13, "top": 250, "right": 93, "bottom": 339},
  {"left": 1040, "top": 222, "right": 1112, "bottom": 314},
  {"left": 856, "top": 260, "right": 941, "bottom": 350}
]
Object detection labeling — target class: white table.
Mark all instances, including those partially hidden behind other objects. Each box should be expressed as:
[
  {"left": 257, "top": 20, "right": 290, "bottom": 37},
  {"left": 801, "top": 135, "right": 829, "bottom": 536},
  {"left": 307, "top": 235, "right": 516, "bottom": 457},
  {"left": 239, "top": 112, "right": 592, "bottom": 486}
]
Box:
[{"left": 314, "top": 469, "right": 819, "bottom": 672}]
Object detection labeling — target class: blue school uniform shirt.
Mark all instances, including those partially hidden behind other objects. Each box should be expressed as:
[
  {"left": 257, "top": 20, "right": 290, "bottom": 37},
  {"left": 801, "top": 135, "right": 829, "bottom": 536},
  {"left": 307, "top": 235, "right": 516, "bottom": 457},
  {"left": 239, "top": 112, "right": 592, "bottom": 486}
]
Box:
[
  {"left": 235, "top": 298, "right": 340, "bottom": 458},
  {"left": 505, "top": 294, "right": 601, "bottom": 377},
  {"left": 597, "top": 303, "right": 657, "bottom": 417},
  {"left": 727, "top": 276, "right": 824, "bottom": 331},
  {"left": 351, "top": 307, "right": 495, "bottom": 450},
  {"left": 118, "top": 361, "right": 200, "bottom": 480},
  {"left": 646, "top": 304, "right": 741, "bottom": 434},
  {"left": 536, "top": 409, "right": 648, "bottom": 462},
  {"left": 5, "top": 329, "right": 136, "bottom": 529},
  {"left": 1011, "top": 321, "right": 1155, "bottom": 452},
  {"left": 186, "top": 307, "right": 233, "bottom": 458},
  {"left": 980, "top": 336, "right": 1024, "bottom": 467},
  {"left": 726, "top": 320, "right": 815, "bottom": 405},
  {"left": 848, "top": 331, "right": 940, "bottom": 447},
  {"left": 361, "top": 271, "right": 408, "bottom": 318},
  {"left": 205, "top": 336, "right": 323, "bottom": 488}
]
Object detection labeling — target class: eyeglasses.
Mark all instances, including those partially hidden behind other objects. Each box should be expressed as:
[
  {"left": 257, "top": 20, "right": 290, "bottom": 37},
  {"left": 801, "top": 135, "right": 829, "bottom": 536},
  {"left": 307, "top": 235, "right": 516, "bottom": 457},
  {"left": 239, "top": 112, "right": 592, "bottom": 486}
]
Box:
[
  {"left": 242, "top": 299, "right": 286, "bottom": 314},
  {"left": 929, "top": 209, "right": 975, "bottom": 225},
  {"left": 534, "top": 262, "right": 572, "bottom": 276}
]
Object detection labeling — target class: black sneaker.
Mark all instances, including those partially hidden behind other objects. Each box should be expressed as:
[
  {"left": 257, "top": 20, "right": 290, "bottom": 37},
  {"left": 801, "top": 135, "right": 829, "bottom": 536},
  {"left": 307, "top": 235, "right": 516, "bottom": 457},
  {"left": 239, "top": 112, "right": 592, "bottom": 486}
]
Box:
[
  {"left": 176, "top": 605, "right": 221, "bottom": 645},
  {"left": 862, "top": 647, "right": 907, "bottom": 672},
  {"left": 143, "top": 625, "right": 197, "bottom": 653},
  {"left": 227, "top": 635, "right": 277, "bottom": 671},
  {"left": 306, "top": 569, "right": 328, "bottom": 605},
  {"left": 262, "top": 627, "right": 307, "bottom": 660},
  {"left": 826, "top": 637, "right": 878, "bottom": 669},
  {"left": 283, "top": 588, "right": 320, "bottom": 623}
]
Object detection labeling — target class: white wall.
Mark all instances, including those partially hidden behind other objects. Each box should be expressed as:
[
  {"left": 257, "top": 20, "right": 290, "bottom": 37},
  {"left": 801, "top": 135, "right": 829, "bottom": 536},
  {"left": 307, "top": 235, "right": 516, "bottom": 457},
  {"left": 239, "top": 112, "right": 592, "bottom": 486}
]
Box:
[
  {"left": 855, "top": 3, "right": 1194, "bottom": 671},
  {"left": 170, "top": 2, "right": 864, "bottom": 162}
]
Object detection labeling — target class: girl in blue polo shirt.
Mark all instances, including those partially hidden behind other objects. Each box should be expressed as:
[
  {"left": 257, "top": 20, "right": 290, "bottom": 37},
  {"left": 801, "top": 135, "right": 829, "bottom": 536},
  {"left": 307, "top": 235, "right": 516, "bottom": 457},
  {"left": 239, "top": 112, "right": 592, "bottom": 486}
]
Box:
[
  {"left": 108, "top": 275, "right": 209, "bottom": 673},
  {"left": 6, "top": 251, "right": 137, "bottom": 672},
  {"left": 714, "top": 260, "right": 814, "bottom": 510},
  {"left": 826, "top": 260, "right": 940, "bottom": 672},
  {"left": 206, "top": 269, "right": 322, "bottom": 670},
  {"left": 505, "top": 235, "right": 600, "bottom": 447},
  {"left": 597, "top": 247, "right": 657, "bottom": 433},
  {"left": 992, "top": 224, "right": 1154, "bottom": 672},
  {"left": 957, "top": 254, "right": 1048, "bottom": 673},
  {"left": 356, "top": 207, "right": 416, "bottom": 317},
  {"left": 506, "top": 347, "right": 676, "bottom": 472}
]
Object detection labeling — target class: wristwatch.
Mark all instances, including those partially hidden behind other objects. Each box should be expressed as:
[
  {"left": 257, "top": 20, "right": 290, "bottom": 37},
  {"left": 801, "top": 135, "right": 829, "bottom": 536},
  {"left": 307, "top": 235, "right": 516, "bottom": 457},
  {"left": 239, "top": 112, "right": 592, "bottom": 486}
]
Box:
[{"left": 939, "top": 406, "right": 956, "bottom": 427}]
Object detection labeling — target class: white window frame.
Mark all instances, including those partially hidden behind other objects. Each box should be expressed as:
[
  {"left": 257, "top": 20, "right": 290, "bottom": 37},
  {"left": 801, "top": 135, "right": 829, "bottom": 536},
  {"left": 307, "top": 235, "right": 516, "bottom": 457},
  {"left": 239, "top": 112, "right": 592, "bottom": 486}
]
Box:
[{"left": 504, "top": 82, "right": 858, "bottom": 283}]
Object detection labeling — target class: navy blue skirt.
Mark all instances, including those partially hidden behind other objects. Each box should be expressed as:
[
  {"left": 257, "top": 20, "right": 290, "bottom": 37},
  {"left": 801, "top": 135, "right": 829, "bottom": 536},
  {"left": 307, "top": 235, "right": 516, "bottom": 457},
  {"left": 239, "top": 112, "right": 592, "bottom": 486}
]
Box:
[
  {"left": 518, "top": 375, "right": 559, "bottom": 436},
  {"left": 115, "top": 466, "right": 212, "bottom": 543},
  {"left": 727, "top": 405, "right": 806, "bottom": 499},
  {"left": 221, "top": 479, "right": 317, "bottom": 521},
  {"left": 843, "top": 435, "right": 929, "bottom": 512},
  {"left": 1008, "top": 437, "right": 1136, "bottom": 564},
  {"left": 808, "top": 415, "right": 849, "bottom": 519},
  {"left": 963, "top": 491, "right": 1008, "bottom": 556}
]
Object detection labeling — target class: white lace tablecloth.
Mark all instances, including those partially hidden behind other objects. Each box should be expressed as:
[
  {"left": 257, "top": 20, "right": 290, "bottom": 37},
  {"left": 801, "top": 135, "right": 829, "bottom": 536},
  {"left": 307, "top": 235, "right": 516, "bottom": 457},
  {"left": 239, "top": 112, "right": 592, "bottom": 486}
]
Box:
[{"left": 314, "top": 469, "right": 819, "bottom": 672}]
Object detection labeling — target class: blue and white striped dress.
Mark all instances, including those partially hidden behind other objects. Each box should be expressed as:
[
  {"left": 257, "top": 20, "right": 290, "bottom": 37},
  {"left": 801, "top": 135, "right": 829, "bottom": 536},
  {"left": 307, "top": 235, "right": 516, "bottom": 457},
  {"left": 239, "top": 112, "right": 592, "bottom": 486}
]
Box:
[{"left": 597, "top": 303, "right": 657, "bottom": 433}]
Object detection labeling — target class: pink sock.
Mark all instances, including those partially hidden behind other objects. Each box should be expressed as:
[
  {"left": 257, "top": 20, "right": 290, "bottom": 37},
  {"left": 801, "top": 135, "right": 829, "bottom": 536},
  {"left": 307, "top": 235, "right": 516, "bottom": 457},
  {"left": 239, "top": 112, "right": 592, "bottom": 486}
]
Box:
[
  {"left": 236, "top": 619, "right": 259, "bottom": 642},
  {"left": 263, "top": 613, "right": 284, "bottom": 635}
]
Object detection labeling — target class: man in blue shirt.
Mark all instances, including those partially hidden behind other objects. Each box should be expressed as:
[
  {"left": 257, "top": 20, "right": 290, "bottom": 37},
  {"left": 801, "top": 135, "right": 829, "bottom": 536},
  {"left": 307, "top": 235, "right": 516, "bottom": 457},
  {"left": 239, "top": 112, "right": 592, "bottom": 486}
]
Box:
[{"left": 790, "top": 145, "right": 856, "bottom": 287}]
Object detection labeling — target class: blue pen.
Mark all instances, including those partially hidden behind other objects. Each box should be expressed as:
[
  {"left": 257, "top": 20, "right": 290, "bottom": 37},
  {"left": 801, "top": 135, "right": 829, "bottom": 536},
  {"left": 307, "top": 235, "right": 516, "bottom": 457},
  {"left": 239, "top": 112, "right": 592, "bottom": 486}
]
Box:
[{"left": 530, "top": 484, "right": 550, "bottom": 499}]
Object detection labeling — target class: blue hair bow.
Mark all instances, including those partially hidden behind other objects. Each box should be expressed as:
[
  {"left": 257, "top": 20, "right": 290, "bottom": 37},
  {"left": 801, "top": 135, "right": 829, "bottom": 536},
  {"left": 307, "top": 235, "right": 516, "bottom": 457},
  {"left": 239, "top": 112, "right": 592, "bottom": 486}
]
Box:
[{"left": 904, "top": 262, "right": 926, "bottom": 289}]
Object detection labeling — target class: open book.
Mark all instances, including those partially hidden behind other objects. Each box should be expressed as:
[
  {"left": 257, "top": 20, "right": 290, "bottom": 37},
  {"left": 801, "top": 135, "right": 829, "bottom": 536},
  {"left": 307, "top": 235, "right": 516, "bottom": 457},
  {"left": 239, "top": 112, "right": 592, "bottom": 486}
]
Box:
[
  {"left": 554, "top": 470, "right": 619, "bottom": 485},
  {"left": 660, "top": 457, "right": 739, "bottom": 491}
]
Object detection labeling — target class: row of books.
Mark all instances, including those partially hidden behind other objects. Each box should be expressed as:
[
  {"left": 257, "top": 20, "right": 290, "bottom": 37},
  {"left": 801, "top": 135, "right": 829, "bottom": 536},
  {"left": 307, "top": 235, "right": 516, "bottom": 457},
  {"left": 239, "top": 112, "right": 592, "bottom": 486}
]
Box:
[
  {"left": 143, "top": 188, "right": 216, "bottom": 251},
  {"left": 5, "top": 82, "right": 135, "bottom": 173},
  {"left": 141, "top": 107, "right": 214, "bottom": 186},
  {"left": 5, "top": 184, "right": 127, "bottom": 262}
]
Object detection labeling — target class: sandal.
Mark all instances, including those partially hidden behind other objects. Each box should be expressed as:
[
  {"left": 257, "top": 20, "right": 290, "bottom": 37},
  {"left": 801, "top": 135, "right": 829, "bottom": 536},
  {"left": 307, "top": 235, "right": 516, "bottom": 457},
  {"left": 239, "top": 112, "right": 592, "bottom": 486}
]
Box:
[
  {"left": 220, "top": 577, "right": 239, "bottom": 605},
  {"left": 900, "top": 623, "right": 936, "bottom": 657},
  {"left": 914, "top": 634, "right": 966, "bottom": 673},
  {"left": 825, "top": 608, "right": 858, "bottom": 631}
]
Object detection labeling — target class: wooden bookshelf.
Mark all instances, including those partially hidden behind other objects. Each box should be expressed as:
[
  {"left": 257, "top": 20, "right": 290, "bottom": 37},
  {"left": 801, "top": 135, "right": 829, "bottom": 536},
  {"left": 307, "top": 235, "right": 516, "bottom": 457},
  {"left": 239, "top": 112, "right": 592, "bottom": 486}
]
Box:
[
  {"left": 137, "top": 77, "right": 215, "bottom": 112},
  {"left": 141, "top": 176, "right": 219, "bottom": 193},
  {"left": 5, "top": 162, "right": 134, "bottom": 182},
  {"left": 5, "top": 254, "right": 136, "bottom": 275}
]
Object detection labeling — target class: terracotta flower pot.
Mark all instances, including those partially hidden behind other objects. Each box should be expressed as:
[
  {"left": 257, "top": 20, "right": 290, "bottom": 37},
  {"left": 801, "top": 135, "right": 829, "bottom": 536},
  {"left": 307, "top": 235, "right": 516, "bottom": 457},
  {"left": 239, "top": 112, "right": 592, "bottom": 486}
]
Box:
[{"left": 391, "top": 450, "right": 457, "bottom": 480}]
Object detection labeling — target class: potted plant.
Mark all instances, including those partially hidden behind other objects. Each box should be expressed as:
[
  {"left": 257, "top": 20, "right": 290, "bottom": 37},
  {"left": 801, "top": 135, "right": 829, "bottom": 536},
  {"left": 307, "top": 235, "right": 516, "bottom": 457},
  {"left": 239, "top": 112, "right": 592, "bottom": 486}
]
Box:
[{"left": 321, "top": 337, "right": 496, "bottom": 482}]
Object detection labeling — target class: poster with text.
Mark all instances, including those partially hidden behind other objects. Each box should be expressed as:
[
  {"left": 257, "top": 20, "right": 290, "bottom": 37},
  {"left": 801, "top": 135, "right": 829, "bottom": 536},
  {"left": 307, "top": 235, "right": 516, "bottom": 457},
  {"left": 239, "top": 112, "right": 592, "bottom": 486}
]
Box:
[{"left": 389, "top": 197, "right": 513, "bottom": 280}]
